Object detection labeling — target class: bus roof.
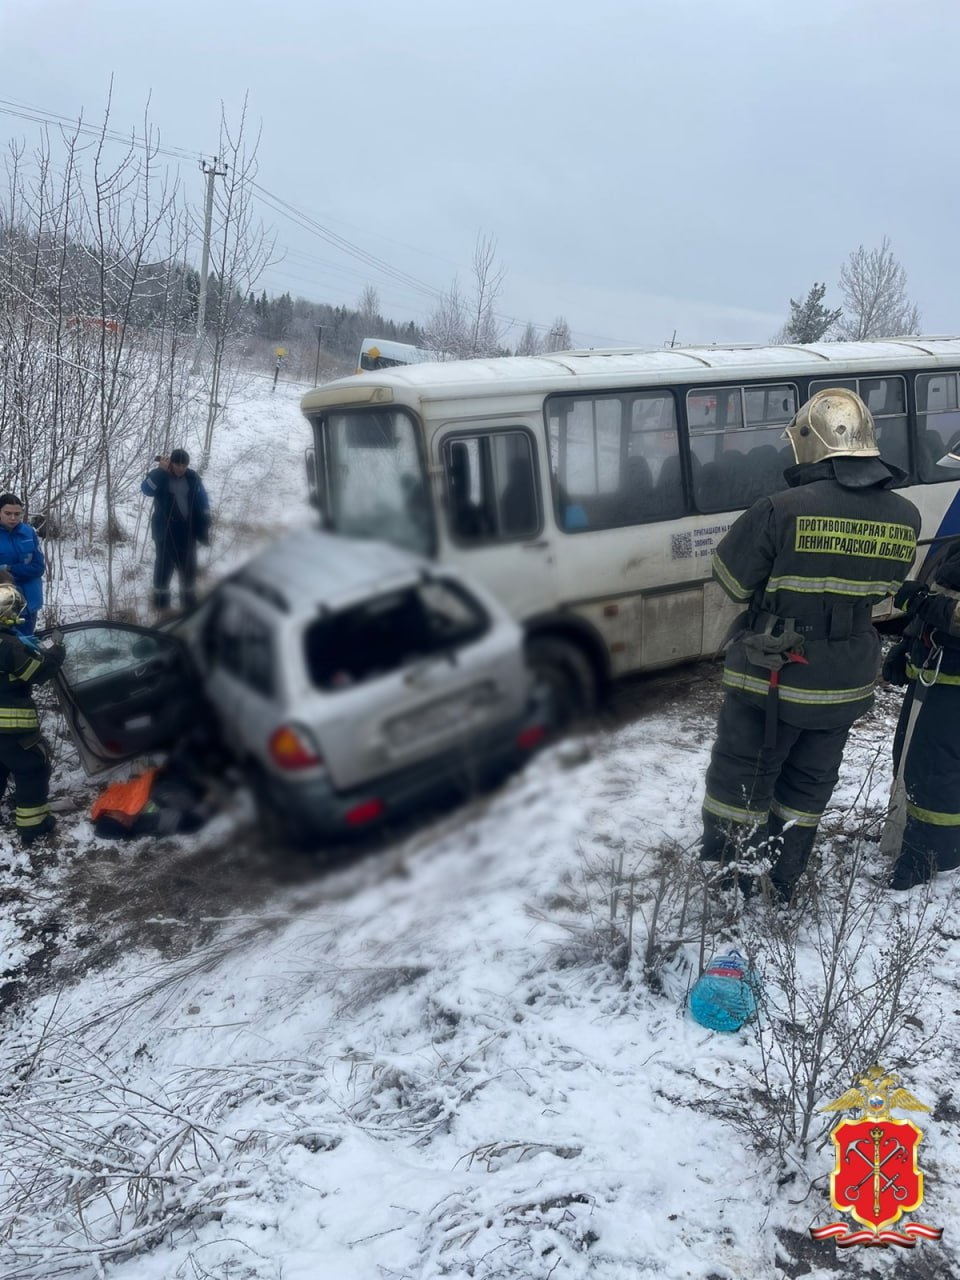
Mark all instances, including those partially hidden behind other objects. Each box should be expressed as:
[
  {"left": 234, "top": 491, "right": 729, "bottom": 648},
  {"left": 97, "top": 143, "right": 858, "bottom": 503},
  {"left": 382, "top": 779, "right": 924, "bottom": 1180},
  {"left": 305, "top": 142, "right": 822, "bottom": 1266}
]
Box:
[{"left": 303, "top": 336, "right": 960, "bottom": 412}]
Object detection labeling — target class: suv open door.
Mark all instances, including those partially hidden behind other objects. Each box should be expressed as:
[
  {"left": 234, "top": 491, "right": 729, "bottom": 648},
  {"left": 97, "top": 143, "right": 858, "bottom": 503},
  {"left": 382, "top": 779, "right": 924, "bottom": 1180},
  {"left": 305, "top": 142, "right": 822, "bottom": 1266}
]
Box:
[{"left": 45, "top": 622, "right": 204, "bottom": 775}]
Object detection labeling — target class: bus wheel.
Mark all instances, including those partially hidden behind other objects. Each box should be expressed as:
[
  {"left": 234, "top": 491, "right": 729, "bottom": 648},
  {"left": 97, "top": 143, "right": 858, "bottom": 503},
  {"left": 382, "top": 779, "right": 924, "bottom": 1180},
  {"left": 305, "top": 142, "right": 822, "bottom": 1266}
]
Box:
[{"left": 526, "top": 635, "right": 597, "bottom": 729}]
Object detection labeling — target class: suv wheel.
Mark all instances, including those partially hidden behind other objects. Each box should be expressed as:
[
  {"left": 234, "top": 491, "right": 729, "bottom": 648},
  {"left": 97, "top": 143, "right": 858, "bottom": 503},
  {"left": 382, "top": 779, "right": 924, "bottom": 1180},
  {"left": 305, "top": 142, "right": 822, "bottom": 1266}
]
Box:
[{"left": 247, "top": 766, "right": 317, "bottom": 853}]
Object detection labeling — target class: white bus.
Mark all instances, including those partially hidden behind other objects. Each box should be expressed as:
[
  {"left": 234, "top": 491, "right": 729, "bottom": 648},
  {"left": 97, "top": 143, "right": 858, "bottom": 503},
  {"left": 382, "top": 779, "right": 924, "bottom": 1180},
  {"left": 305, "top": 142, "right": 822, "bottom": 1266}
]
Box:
[
  {"left": 301, "top": 338, "right": 960, "bottom": 710},
  {"left": 356, "top": 337, "right": 435, "bottom": 374}
]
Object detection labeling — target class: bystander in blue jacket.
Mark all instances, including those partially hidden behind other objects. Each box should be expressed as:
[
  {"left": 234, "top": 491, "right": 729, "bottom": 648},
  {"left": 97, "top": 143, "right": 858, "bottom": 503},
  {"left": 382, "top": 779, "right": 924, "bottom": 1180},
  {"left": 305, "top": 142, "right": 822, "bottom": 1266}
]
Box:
[{"left": 0, "top": 493, "right": 45, "bottom": 634}]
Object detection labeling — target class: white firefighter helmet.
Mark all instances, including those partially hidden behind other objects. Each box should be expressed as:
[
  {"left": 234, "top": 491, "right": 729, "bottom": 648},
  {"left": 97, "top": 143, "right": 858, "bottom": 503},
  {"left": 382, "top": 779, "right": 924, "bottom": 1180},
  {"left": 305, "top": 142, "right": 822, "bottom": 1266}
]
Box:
[
  {"left": 0, "top": 583, "right": 25, "bottom": 625},
  {"left": 783, "top": 387, "right": 880, "bottom": 465}
]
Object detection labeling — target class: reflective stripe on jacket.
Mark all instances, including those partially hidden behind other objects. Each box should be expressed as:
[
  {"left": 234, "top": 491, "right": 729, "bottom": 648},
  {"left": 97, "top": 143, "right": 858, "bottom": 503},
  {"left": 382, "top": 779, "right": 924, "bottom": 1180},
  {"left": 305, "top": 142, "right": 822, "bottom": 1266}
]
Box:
[
  {"left": 713, "top": 460, "right": 920, "bottom": 729},
  {"left": 0, "top": 627, "right": 61, "bottom": 733}
]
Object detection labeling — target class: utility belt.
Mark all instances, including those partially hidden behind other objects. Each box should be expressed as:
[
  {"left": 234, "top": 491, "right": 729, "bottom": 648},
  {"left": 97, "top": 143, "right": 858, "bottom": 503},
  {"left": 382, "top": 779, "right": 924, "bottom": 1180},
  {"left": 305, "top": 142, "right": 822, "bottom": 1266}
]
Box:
[
  {"left": 727, "top": 603, "right": 872, "bottom": 749},
  {"left": 754, "top": 603, "right": 874, "bottom": 643}
]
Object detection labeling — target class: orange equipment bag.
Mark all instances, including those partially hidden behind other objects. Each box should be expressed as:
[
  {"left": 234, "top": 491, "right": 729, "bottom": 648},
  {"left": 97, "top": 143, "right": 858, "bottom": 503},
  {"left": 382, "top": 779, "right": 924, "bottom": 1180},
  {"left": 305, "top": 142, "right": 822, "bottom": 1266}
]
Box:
[{"left": 90, "top": 767, "right": 159, "bottom": 827}]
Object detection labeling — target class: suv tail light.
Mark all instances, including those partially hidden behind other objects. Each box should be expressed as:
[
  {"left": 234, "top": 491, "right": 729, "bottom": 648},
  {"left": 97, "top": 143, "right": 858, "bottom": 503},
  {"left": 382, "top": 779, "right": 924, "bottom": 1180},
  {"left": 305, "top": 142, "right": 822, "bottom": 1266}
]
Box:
[
  {"left": 516, "top": 724, "right": 547, "bottom": 751},
  {"left": 268, "top": 724, "right": 323, "bottom": 771}
]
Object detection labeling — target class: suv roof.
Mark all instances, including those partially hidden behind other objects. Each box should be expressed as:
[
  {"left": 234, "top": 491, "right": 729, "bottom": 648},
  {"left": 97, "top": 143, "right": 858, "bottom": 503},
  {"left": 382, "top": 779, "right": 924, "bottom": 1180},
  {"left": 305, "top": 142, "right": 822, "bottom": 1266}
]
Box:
[{"left": 225, "top": 528, "right": 436, "bottom": 618}]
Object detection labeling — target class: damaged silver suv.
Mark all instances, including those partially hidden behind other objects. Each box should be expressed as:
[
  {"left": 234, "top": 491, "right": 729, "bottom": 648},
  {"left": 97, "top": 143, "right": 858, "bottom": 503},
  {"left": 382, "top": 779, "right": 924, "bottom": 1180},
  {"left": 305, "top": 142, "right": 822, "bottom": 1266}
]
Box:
[{"left": 50, "top": 530, "right": 546, "bottom": 842}]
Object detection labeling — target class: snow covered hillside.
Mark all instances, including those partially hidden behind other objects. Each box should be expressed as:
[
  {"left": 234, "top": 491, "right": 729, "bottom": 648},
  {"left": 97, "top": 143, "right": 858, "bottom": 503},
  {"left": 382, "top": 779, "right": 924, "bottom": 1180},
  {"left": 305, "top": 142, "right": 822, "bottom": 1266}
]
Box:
[{"left": 1, "top": 378, "right": 958, "bottom": 1280}]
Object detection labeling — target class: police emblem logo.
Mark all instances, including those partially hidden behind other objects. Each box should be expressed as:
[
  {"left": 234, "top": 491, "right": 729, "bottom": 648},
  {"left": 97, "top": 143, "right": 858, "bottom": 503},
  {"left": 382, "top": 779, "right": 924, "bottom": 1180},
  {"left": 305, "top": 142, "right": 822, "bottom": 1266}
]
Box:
[{"left": 811, "top": 1066, "right": 943, "bottom": 1249}]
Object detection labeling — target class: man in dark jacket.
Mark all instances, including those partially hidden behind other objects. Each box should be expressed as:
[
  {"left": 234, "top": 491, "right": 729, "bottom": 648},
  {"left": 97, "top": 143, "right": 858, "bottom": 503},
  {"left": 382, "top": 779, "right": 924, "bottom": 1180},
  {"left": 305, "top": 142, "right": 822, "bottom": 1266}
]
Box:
[
  {"left": 141, "top": 448, "right": 210, "bottom": 612},
  {"left": 882, "top": 440, "right": 960, "bottom": 889},
  {"left": 701, "top": 388, "right": 921, "bottom": 902},
  {"left": 0, "top": 582, "right": 64, "bottom": 845}
]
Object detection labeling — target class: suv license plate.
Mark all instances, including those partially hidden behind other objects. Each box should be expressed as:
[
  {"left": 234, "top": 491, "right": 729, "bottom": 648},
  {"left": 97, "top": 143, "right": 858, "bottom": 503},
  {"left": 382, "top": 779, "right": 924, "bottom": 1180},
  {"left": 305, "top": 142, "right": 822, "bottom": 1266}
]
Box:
[{"left": 385, "top": 682, "right": 499, "bottom": 747}]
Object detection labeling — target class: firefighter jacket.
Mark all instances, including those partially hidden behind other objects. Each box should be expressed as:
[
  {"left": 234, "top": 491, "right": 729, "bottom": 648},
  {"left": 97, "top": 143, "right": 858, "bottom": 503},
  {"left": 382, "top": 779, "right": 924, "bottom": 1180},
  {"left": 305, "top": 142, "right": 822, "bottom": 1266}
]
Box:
[
  {"left": 0, "top": 626, "right": 64, "bottom": 732},
  {"left": 891, "top": 543, "right": 960, "bottom": 856},
  {"left": 903, "top": 542, "right": 960, "bottom": 681},
  {"left": 712, "top": 458, "right": 920, "bottom": 730}
]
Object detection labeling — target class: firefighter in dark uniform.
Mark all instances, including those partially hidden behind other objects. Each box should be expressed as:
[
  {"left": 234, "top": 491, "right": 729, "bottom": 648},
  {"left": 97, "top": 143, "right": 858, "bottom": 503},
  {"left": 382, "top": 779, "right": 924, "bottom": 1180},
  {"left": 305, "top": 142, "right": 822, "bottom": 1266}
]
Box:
[
  {"left": 0, "top": 582, "right": 65, "bottom": 844},
  {"left": 882, "top": 439, "right": 960, "bottom": 889},
  {"left": 700, "top": 387, "right": 921, "bottom": 902}
]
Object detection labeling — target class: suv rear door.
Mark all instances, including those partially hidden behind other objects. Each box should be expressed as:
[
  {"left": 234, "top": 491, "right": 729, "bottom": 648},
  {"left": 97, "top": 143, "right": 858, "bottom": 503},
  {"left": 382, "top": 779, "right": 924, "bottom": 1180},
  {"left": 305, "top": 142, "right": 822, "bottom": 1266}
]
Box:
[
  {"left": 300, "top": 575, "right": 530, "bottom": 790},
  {"left": 45, "top": 621, "right": 203, "bottom": 775}
]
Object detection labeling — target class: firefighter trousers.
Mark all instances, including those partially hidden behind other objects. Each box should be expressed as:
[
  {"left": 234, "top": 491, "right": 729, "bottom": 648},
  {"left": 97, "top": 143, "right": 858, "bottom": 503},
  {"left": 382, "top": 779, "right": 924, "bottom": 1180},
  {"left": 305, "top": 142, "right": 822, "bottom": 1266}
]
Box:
[
  {"left": 889, "top": 679, "right": 960, "bottom": 889},
  {"left": 701, "top": 693, "right": 850, "bottom": 895},
  {"left": 0, "top": 729, "right": 51, "bottom": 832}
]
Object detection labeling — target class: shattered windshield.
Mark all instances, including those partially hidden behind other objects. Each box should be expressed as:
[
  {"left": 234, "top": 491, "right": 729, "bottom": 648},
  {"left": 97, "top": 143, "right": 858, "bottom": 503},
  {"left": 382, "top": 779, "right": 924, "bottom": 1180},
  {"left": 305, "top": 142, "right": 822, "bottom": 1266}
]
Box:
[{"left": 321, "top": 409, "right": 433, "bottom": 556}]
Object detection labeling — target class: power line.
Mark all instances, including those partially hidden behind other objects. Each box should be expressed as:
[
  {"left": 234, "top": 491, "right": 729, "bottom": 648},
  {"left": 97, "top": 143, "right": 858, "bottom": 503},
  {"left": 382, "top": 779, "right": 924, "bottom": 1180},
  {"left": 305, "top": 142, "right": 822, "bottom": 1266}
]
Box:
[
  {"left": 0, "top": 97, "right": 619, "bottom": 345},
  {"left": 0, "top": 96, "right": 202, "bottom": 164}
]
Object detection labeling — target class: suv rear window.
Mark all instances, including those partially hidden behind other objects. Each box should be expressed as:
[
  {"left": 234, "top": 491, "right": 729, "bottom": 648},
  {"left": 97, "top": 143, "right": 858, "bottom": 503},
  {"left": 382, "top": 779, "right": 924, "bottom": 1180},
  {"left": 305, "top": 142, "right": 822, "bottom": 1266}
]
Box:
[{"left": 305, "top": 579, "right": 488, "bottom": 691}]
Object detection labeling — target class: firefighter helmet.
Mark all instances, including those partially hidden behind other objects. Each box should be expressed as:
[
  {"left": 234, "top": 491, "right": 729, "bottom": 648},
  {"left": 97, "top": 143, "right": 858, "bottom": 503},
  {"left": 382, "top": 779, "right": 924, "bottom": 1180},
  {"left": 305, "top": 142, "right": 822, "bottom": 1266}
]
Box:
[
  {"left": 783, "top": 387, "right": 880, "bottom": 465},
  {"left": 0, "top": 583, "right": 25, "bottom": 625}
]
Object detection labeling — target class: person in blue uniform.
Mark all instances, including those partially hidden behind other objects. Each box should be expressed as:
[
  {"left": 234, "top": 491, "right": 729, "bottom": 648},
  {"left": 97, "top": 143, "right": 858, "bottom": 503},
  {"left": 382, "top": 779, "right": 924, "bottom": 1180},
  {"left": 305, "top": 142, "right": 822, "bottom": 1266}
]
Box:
[{"left": 0, "top": 493, "right": 45, "bottom": 635}]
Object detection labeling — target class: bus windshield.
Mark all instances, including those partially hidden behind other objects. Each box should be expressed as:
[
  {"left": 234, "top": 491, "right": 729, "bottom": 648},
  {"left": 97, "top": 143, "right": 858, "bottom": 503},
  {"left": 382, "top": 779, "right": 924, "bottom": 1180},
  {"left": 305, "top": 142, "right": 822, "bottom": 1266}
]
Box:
[{"left": 321, "top": 409, "right": 433, "bottom": 556}]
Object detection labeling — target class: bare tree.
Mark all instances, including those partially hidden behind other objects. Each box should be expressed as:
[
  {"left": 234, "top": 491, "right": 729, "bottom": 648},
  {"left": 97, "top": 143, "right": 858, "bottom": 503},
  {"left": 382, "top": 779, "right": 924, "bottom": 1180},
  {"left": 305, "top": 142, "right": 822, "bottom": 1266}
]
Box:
[
  {"left": 467, "top": 233, "right": 504, "bottom": 356},
  {"left": 198, "top": 98, "right": 275, "bottom": 471},
  {"left": 357, "top": 284, "right": 380, "bottom": 332},
  {"left": 545, "top": 316, "right": 572, "bottom": 352},
  {"left": 0, "top": 98, "right": 196, "bottom": 616},
  {"left": 424, "top": 277, "right": 468, "bottom": 359},
  {"left": 514, "top": 321, "right": 543, "bottom": 356},
  {"left": 424, "top": 232, "right": 505, "bottom": 359},
  {"left": 838, "top": 236, "right": 921, "bottom": 340}
]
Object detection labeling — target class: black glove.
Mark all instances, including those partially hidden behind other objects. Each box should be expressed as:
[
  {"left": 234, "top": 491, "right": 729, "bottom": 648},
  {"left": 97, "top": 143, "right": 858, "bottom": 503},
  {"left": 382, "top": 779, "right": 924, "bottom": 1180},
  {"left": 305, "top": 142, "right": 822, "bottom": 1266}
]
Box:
[
  {"left": 893, "top": 580, "right": 928, "bottom": 614},
  {"left": 881, "top": 639, "right": 909, "bottom": 686},
  {"left": 916, "top": 591, "right": 959, "bottom": 634},
  {"left": 46, "top": 641, "right": 66, "bottom": 667},
  {"left": 937, "top": 556, "right": 960, "bottom": 592}
]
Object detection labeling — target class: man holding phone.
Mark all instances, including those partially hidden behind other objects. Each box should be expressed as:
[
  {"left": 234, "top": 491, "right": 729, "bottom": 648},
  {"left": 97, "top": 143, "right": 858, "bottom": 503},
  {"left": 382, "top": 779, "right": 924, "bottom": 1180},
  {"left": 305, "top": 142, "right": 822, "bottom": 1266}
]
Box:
[{"left": 141, "top": 449, "right": 211, "bottom": 613}]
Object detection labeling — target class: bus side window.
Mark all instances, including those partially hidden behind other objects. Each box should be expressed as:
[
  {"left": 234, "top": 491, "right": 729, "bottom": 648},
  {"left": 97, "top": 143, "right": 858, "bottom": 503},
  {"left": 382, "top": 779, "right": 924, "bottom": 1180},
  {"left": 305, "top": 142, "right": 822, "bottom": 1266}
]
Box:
[
  {"left": 690, "top": 382, "right": 796, "bottom": 512},
  {"left": 915, "top": 371, "right": 960, "bottom": 481},
  {"left": 443, "top": 431, "right": 540, "bottom": 542}
]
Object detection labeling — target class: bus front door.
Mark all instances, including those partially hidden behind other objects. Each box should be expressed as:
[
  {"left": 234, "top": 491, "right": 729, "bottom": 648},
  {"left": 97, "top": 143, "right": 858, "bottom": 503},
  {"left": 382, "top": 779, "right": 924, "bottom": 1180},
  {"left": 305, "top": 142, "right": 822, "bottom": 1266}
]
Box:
[{"left": 437, "top": 429, "right": 557, "bottom": 618}]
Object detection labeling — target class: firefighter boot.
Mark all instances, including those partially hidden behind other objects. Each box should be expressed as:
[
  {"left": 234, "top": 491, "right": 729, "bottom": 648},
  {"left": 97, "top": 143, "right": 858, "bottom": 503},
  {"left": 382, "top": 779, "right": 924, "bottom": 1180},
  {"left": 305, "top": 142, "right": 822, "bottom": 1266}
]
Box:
[
  {"left": 767, "top": 816, "right": 817, "bottom": 904},
  {"left": 888, "top": 819, "right": 957, "bottom": 890},
  {"left": 700, "top": 810, "right": 767, "bottom": 897},
  {"left": 19, "top": 813, "right": 57, "bottom": 848}
]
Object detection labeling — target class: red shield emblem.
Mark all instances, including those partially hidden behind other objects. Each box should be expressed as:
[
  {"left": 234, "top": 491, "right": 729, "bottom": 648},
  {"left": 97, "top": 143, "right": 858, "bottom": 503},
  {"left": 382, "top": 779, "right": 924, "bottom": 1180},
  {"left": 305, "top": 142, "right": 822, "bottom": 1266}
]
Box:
[
  {"left": 811, "top": 1066, "right": 943, "bottom": 1249},
  {"left": 830, "top": 1119, "right": 923, "bottom": 1231}
]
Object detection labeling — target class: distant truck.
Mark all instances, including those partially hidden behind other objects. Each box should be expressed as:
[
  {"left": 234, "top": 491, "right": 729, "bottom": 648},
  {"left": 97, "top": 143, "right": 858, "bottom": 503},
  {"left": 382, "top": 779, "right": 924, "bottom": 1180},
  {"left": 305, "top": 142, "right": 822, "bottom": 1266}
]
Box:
[{"left": 357, "top": 337, "right": 437, "bottom": 374}]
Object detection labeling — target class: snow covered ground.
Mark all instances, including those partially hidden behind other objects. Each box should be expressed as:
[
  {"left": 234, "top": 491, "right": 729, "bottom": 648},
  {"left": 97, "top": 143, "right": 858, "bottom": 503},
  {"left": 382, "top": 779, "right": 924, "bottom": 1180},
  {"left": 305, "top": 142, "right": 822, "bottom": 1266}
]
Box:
[{"left": 2, "top": 376, "right": 959, "bottom": 1280}]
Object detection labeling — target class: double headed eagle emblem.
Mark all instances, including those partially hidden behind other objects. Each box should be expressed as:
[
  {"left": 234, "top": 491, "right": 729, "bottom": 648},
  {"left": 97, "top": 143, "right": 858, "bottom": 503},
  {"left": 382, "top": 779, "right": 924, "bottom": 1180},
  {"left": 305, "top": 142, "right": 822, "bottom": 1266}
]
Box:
[{"left": 821, "top": 1065, "right": 930, "bottom": 1122}]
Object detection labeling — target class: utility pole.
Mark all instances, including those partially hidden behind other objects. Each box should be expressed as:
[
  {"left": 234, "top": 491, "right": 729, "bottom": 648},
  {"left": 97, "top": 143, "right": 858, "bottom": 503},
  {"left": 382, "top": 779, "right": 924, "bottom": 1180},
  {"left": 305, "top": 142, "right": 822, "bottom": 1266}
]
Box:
[
  {"left": 191, "top": 156, "right": 228, "bottom": 376},
  {"left": 313, "top": 325, "right": 324, "bottom": 385}
]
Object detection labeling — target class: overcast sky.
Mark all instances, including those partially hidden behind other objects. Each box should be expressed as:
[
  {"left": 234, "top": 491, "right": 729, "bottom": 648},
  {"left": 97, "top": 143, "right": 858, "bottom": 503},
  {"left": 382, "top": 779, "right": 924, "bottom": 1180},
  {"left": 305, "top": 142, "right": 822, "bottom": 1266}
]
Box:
[{"left": 2, "top": 0, "right": 957, "bottom": 349}]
